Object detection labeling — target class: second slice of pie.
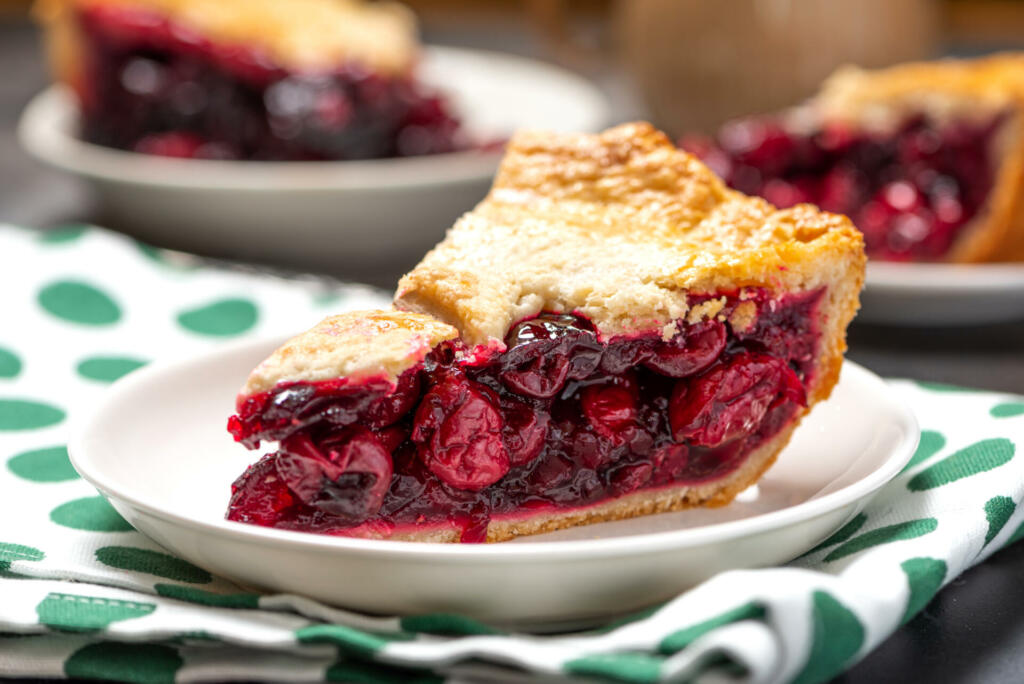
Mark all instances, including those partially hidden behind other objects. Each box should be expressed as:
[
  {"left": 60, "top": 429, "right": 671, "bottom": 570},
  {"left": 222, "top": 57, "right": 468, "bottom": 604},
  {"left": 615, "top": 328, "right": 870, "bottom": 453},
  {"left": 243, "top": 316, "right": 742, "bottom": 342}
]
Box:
[{"left": 227, "top": 123, "right": 866, "bottom": 542}]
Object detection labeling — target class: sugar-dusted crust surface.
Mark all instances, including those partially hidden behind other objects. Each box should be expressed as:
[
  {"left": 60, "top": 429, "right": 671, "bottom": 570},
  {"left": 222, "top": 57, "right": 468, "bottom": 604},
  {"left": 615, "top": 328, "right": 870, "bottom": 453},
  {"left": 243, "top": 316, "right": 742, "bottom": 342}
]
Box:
[
  {"left": 395, "top": 122, "right": 866, "bottom": 347},
  {"left": 36, "top": 0, "right": 417, "bottom": 80},
  {"left": 364, "top": 418, "right": 800, "bottom": 543},
  {"left": 812, "top": 55, "right": 1024, "bottom": 263},
  {"left": 240, "top": 310, "right": 458, "bottom": 397}
]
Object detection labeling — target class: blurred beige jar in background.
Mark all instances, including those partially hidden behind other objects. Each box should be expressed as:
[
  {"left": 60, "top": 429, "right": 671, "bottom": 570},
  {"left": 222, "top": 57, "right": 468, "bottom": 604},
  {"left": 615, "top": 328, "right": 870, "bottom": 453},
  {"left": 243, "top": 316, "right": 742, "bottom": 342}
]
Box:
[{"left": 618, "top": 0, "right": 938, "bottom": 134}]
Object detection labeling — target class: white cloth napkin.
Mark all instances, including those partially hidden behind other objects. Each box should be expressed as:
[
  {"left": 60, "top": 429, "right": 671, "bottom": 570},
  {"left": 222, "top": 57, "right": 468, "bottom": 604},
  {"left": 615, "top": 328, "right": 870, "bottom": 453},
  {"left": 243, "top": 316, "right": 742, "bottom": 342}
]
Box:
[{"left": 2, "top": 225, "right": 1023, "bottom": 683}]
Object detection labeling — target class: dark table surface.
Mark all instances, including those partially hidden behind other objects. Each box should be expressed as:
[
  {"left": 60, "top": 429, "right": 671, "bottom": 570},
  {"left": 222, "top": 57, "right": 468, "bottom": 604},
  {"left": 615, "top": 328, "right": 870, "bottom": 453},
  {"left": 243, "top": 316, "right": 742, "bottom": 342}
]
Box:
[{"left": 4, "top": 16, "right": 1024, "bottom": 684}]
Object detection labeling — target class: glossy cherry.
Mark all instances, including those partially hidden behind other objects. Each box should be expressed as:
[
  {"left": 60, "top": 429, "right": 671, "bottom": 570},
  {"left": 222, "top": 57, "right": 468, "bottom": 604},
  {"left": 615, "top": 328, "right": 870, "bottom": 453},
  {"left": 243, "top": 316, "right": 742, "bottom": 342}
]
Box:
[
  {"left": 669, "top": 352, "right": 806, "bottom": 447},
  {"left": 412, "top": 373, "right": 510, "bottom": 490},
  {"left": 227, "top": 292, "right": 823, "bottom": 540}
]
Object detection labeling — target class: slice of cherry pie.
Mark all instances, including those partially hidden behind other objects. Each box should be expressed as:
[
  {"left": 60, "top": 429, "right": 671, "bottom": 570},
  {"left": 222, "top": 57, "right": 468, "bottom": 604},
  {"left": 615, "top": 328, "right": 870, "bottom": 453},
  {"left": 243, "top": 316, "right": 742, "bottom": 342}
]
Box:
[
  {"left": 682, "top": 55, "right": 1024, "bottom": 262},
  {"left": 37, "top": 0, "right": 463, "bottom": 160},
  {"left": 227, "top": 123, "right": 866, "bottom": 542}
]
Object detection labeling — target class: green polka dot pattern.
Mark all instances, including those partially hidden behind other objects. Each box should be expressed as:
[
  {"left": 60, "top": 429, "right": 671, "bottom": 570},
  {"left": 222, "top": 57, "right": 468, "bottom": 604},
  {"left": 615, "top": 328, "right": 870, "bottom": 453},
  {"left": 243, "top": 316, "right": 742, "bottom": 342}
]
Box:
[
  {"left": 295, "top": 624, "right": 414, "bottom": 656},
  {"left": 37, "top": 593, "right": 155, "bottom": 631},
  {"left": 900, "top": 558, "right": 947, "bottom": 625},
  {"left": 50, "top": 497, "right": 134, "bottom": 532},
  {"left": 984, "top": 496, "right": 1016, "bottom": 546},
  {"left": 0, "top": 399, "right": 65, "bottom": 430},
  {"left": 824, "top": 518, "right": 939, "bottom": 563},
  {"left": 64, "top": 642, "right": 182, "bottom": 684},
  {"left": 901, "top": 430, "right": 946, "bottom": 473},
  {"left": 177, "top": 298, "right": 258, "bottom": 336},
  {"left": 659, "top": 602, "right": 765, "bottom": 653},
  {"left": 37, "top": 226, "right": 88, "bottom": 244},
  {"left": 154, "top": 584, "right": 259, "bottom": 609},
  {"left": 0, "top": 346, "right": 21, "bottom": 379},
  {"left": 0, "top": 542, "right": 45, "bottom": 564},
  {"left": 791, "top": 591, "right": 865, "bottom": 684},
  {"left": 76, "top": 356, "right": 147, "bottom": 383},
  {"left": 7, "top": 446, "right": 79, "bottom": 482},
  {"left": 564, "top": 653, "right": 664, "bottom": 683},
  {"left": 908, "top": 438, "right": 1015, "bottom": 491},
  {"left": 399, "top": 613, "right": 502, "bottom": 636},
  {"left": 804, "top": 513, "right": 867, "bottom": 556},
  {"left": 991, "top": 402, "right": 1024, "bottom": 418},
  {"left": 38, "top": 280, "right": 121, "bottom": 326},
  {"left": 94, "top": 547, "right": 212, "bottom": 584}
]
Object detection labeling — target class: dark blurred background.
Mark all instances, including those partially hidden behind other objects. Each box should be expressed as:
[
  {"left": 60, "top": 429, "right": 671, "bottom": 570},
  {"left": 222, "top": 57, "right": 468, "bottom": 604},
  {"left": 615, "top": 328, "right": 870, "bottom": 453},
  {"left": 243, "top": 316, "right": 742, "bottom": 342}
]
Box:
[{"left": 7, "top": 0, "right": 1024, "bottom": 227}]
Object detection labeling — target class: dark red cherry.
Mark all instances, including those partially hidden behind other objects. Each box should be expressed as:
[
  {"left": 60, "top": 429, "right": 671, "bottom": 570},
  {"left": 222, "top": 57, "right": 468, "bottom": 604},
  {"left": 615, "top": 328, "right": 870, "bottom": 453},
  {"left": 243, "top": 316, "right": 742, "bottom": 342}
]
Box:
[
  {"left": 500, "top": 313, "right": 600, "bottom": 398},
  {"left": 227, "top": 455, "right": 296, "bottom": 526},
  {"left": 643, "top": 320, "right": 727, "bottom": 378},
  {"left": 374, "top": 424, "right": 409, "bottom": 454},
  {"left": 276, "top": 428, "right": 393, "bottom": 524},
  {"left": 364, "top": 370, "right": 421, "bottom": 428},
  {"left": 605, "top": 460, "right": 654, "bottom": 495},
  {"left": 500, "top": 397, "right": 549, "bottom": 467},
  {"left": 412, "top": 374, "right": 510, "bottom": 490},
  {"left": 669, "top": 353, "right": 805, "bottom": 447},
  {"left": 500, "top": 353, "right": 570, "bottom": 399},
  {"left": 317, "top": 427, "right": 394, "bottom": 523},
  {"left": 650, "top": 444, "right": 690, "bottom": 486},
  {"left": 580, "top": 380, "right": 637, "bottom": 443}
]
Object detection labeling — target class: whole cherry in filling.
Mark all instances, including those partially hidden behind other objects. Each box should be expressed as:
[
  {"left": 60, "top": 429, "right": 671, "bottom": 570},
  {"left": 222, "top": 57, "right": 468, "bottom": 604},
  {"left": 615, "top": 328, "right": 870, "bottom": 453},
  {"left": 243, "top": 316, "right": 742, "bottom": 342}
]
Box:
[
  {"left": 682, "top": 113, "right": 1006, "bottom": 261},
  {"left": 227, "top": 288, "right": 823, "bottom": 541}
]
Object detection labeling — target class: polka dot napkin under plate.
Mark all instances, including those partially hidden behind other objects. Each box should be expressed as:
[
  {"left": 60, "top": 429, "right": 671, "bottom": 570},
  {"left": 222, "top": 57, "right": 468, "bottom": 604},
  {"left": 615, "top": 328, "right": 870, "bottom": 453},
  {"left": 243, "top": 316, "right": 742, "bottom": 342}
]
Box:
[{"left": 2, "top": 224, "right": 1024, "bottom": 684}]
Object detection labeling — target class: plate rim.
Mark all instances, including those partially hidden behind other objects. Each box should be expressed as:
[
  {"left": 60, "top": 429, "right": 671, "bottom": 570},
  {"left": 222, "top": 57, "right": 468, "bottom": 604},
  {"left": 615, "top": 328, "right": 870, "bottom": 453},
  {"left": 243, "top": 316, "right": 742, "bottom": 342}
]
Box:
[
  {"left": 866, "top": 261, "right": 1024, "bottom": 294},
  {"left": 70, "top": 335, "right": 919, "bottom": 561},
  {"left": 17, "top": 45, "right": 610, "bottom": 192}
]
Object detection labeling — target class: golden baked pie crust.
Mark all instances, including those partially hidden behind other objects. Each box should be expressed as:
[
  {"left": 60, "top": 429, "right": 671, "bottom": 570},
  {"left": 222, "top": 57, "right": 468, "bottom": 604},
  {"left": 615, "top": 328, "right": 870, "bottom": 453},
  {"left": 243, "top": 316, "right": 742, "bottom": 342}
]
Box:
[{"left": 396, "top": 122, "right": 865, "bottom": 348}]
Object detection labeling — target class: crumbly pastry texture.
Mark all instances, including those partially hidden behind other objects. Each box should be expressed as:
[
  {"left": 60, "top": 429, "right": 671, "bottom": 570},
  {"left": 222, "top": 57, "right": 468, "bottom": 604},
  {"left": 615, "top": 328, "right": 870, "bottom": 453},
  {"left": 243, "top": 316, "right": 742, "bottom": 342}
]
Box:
[
  {"left": 811, "top": 55, "right": 1024, "bottom": 262},
  {"left": 241, "top": 310, "right": 458, "bottom": 397},
  {"left": 37, "top": 0, "right": 418, "bottom": 77},
  {"left": 395, "top": 122, "right": 864, "bottom": 379}
]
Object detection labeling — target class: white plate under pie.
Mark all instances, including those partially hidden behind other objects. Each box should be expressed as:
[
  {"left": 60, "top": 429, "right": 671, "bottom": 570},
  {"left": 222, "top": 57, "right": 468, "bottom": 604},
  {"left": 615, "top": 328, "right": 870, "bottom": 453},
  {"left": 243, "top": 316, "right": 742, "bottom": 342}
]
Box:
[
  {"left": 18, "top": 46, "right": 610, "bottom": 276},
  {"left": 861, "top": 261, "right": 1024, "bottom": 326},
  {"left": 70, "top": 337, "right": 918, "bottom": 627}
]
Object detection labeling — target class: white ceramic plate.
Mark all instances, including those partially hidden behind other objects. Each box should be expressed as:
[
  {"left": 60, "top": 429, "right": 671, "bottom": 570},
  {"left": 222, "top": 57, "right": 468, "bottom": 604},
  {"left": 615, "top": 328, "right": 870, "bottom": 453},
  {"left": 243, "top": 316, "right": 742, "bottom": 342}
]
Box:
[
  {"left": 862, "top": 261, "right": 1024, "bottom": 326},
  {"left": 70, "top": 339, "right": 917, "bottom": 628},
  {"left": 18, "top": 47, "right": 610, "bottom": 275}
]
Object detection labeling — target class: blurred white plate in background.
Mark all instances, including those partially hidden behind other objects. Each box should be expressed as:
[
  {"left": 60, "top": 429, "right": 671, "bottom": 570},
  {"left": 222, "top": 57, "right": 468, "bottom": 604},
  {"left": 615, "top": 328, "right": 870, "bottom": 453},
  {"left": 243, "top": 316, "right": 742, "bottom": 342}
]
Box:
[
  {"left": 18, "top": 46, "right": 610, "bottom": 277},
  {"left": 862, "top": 262, "right": 1024, "bottom": 326}
]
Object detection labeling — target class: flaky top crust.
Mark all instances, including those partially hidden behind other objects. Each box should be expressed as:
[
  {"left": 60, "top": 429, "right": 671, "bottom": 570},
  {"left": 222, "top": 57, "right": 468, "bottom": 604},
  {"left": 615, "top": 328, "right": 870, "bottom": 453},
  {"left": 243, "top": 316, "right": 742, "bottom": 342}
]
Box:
[
  {"left": 241, "top": 310, "right": 458, "bottom": 397},
  {"left": 814, "top": 54, "right": 1024, "bottom": 131},
  {"left": 37, "top": 0, "right": 418, "bottom": 76},
  {"left": 395, "top": 122, "right": 865, "bottom": 346}
]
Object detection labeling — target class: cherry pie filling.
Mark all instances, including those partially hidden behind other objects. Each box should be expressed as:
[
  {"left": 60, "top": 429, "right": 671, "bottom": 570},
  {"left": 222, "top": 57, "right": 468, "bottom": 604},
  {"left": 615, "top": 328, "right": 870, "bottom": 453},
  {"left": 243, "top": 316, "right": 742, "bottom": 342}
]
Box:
[
  {"left": 227, "top": 288, "right": 823, "bottom": 542},
  {"left": 682, "top": 113, "right": 1007, "bottom": 261},
  {"left": 71, "top": 3, "right": 462, "bottom": 160}
]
